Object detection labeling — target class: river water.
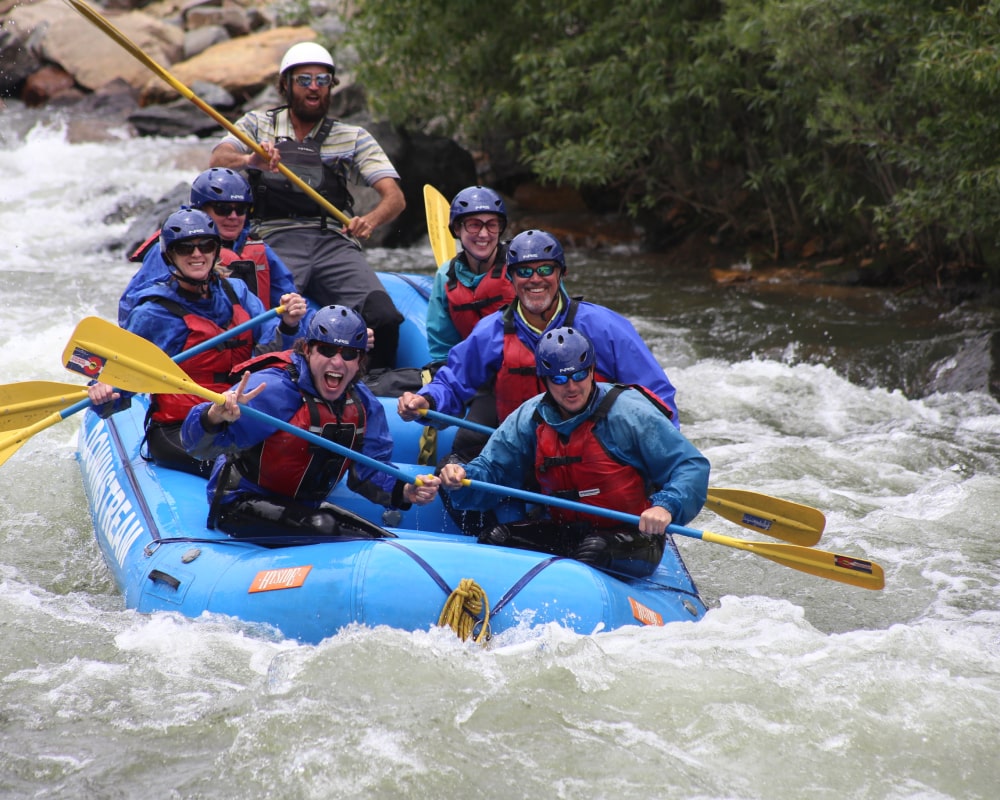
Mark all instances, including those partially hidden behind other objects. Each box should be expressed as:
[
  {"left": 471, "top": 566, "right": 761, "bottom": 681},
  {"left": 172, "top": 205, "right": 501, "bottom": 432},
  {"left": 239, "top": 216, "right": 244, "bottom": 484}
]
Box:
[{"left": 1, "top": 106, "right": 998, "bottom": 799}]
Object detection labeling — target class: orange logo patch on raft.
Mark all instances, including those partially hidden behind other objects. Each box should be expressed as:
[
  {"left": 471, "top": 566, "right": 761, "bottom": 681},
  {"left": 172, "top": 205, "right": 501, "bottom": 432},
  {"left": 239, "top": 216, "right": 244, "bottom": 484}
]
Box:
[
  {"left": 65, "top": 348, "right": 106, "bottom": 378},
  {"left": 629, "top": 597, "right": 664, "bottom": 626},
  {"left": 249, "top": 565, "right": 313, "bottom": 593}
]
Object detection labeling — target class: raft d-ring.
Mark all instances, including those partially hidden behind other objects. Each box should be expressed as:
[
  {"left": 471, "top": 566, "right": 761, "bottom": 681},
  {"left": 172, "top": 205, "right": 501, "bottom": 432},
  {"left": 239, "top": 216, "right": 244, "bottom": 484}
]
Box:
[
  {"left": 143, "top": 540, "right": 162, "bottom": 558},
  {"left": 472, "top": 617, "right": 492, "bottom": 644}
]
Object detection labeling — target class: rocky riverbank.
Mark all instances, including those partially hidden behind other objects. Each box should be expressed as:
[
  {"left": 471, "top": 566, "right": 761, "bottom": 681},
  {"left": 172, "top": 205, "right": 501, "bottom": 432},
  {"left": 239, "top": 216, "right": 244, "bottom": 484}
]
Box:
[
  {"left": 2, "top": 1, "right": 996, "bottom": 295},
  {"left": 2, "top": 0, "right": 485, "bottom": 247},
  {"left": 3, "top": 0, "right": 658, "bottom": 254}
]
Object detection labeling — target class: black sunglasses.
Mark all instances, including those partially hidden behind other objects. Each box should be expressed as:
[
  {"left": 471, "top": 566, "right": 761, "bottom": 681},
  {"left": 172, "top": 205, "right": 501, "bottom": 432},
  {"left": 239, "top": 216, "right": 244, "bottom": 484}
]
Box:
[
  {"left": 171, "top": 239, "right": 219, "bottom": 256},
  {"left": 312, "top": 342, "right": 361, "bottom": 361},
  {"left": 207, "top": 202, "right": 250, "bottom": 217}
]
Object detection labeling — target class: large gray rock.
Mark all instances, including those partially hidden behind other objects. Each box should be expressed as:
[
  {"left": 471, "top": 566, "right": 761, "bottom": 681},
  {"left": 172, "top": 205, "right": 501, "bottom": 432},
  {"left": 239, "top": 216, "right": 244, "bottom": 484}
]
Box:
[
  {"left": 0, "top": 22, "right": 44, "bottom": 94},
  {"left": 5, "top": 0, "right": 184, "bottom": 91},
  {"left": 140, "top": 25, "right": 315, "bottom": 105},
  {"left": 360, "top": 121, "right": 477, "bottom": 247},
  {"left": 927, "top": 330, "right": 1000, "bottom": 399}
]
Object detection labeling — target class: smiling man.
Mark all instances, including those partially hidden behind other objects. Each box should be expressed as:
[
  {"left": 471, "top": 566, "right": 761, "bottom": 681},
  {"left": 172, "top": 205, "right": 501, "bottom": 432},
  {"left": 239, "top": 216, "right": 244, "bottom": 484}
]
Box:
[
  {"left": 397, "top": 228, "right": 682, "bottom": 535},
  {"left": 439, "top": 327, "right": 708, "bottom": 577},
  {"left": 181, "top": 305, "right": 439, "bottom": 540},
  {"left": 209, "top": 42, "right": 406, "bottom": 370}
]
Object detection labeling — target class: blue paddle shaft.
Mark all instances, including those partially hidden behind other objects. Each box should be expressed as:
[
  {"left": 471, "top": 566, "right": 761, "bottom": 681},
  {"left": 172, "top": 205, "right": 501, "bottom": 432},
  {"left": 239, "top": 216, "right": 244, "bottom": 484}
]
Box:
[
  {"left": 237, "top": 403, "right": 416, "bottom": 486},
  {"left": 422, "top": 408, "right": 494, "bottom": 435},
  {"left": 463, "top": 478, "right": 702, "bottom": 541}
]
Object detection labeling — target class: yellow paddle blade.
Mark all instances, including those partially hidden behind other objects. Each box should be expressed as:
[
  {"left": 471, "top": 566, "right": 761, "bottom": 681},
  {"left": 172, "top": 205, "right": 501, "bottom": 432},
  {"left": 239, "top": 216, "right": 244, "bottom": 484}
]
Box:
[
  {"left": 424, "top": 184, "right": 457, "bottom": 265},
  {"left": 0, "top": 411, "right": 72, "bottom": 467},
  {"left": 705, "top": 488, "right": 825, "bottom": 546},
  {"left": 700, "top": 530, "right": 884, "bottom": 590},
  {"left": 62, "top": 317, "right": 222, "bottom": 403},
  {"left": 0, "top": 381, "right": 89, "bottom": 432}
]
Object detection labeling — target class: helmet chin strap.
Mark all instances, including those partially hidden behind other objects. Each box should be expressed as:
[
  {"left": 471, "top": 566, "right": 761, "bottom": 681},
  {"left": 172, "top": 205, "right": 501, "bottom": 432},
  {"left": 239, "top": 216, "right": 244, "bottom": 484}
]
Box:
[
  {"left": 467, "top": 246, "right": 499, "bottom": 274},
  {"left": 168, "top": 261, "right": 215, "bottom": 297}
]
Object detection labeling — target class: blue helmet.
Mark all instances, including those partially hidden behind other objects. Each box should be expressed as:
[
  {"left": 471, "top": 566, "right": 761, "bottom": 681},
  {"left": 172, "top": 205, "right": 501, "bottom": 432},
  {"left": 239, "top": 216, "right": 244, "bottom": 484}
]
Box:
[
  {"left": 307, "top": 305, "right": 368, "bottom": 349},
  {"left": 448, "top": 185, "right": 507, "bottom": 235},
  {"left": 159, "top": 207, "right": 220, "bottom": 255},
  {"left": 190, "top": 167, "right": 252, "bottom": 208},
  {"left": 505, "top": 229, "right": 566, "bottom": 278},
  {"left": 535, "top": 327, "right": 595, "bottom": 379}
]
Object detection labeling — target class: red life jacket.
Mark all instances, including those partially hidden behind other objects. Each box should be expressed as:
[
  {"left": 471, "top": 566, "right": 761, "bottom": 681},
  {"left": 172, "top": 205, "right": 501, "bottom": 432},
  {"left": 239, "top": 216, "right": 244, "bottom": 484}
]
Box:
[
  {"left": 444, "top": 256, "right": 515, "bottom": 338},
  {"left": 494, "top": 298, "right": 612, "bottom": 421},
  {"left": 228, "top": 352, "right": 367, "bottom": 501},
  {"left": 130, "top": 232, "right": 273, "bottom": 310},
  {"left": 218, "top": 241, "right": 273, "bottom": 309},
  {"left": 148, "top": 281, "right": 254, "bottom": 423},
  {"left": 533, "top": 385, "right": 652, "bottom": 528},
  {"left": 129, "top": 231, "right": 160, "bottom": 263}
]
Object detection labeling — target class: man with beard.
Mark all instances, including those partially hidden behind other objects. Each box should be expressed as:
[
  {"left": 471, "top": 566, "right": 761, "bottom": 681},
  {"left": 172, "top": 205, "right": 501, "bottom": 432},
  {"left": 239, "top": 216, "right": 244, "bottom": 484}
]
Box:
[{"left": 209, "top": 42, "right": 405, "bottom": 370}]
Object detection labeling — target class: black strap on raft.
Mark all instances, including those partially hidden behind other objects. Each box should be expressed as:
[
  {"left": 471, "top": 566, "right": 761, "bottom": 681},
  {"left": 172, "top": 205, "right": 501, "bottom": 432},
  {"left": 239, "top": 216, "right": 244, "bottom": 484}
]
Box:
[{"left": 388, "top": 271, "right": 432, "bottom": 301}]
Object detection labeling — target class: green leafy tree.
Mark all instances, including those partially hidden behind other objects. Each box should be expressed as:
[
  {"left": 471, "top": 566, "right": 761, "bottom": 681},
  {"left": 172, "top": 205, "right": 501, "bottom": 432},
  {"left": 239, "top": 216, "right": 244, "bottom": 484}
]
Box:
[{"left": 350, "top": 0, "right": 1000, "bottom": 281}]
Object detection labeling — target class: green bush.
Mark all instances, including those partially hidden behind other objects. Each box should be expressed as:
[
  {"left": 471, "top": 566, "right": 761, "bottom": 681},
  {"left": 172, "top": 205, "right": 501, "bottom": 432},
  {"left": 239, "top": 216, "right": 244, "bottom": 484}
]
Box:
[{"left": 350, "top": 0, "right": 1000, "bottom": 283}]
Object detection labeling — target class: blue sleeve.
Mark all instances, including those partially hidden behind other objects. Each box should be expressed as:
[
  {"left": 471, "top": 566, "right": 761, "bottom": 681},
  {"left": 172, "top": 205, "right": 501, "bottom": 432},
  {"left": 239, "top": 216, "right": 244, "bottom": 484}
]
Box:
[
  {"left": 578, "top": 305, "right": 681, "bottom": 429},
  {"left": 124, "top": 303, "right": 190, "bottom": 357},
  {"left": 600, "top": 392, "right": 708, "bottom": 524},
  {"left": 448, "top": 400, "right": 540, "bottom": 511},
  {"left": 119, "top": 247, "right": 169, "bottom": 327},
  {"left": 425, "top": 262, "right": 461, "bottom": 362},
  {"left": 345, "top": 384, "right": 407, "bottom": 505},
  {"left": 181, "top": 368, "right": 296, "bottom": 459},
  {"left": 419, "top": 315, "right": 504, "bottom": 418}
]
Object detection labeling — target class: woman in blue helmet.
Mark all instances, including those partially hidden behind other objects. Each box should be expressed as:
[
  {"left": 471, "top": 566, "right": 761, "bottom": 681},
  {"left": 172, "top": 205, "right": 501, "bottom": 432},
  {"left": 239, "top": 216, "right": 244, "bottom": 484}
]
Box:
[
  {"left": 425, "top": 185, "right": 515, "bottom": 363},
  {"left": 181, "top": 305, "right": 440, "bottom": 539},
  {"left": 89, "top": 207, "right": 307, "bottom": 477},
  {"left": 439, "top": 327, "right": 708, "bottom": 577},
  {"left": 120, "top": 167, "right": 300, "bottom": 325}
]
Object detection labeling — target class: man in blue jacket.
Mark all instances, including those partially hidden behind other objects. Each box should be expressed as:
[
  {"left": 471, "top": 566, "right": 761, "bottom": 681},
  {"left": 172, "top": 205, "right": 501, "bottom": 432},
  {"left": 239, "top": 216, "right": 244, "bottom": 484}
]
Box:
[
  {"left": 439, "top": 327, "right": 708, "bottom": 577},
  {"left": 182, "top": 305, "right": 439, "bottom": 539},
  {"left": 398, "top": 228, "right": 682, "bottom": 533}
]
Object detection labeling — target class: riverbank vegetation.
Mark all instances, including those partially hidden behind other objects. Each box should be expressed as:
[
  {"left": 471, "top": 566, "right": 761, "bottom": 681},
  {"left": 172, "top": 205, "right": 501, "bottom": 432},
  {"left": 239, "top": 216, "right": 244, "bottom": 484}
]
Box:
[{"left": 347, "top": 0, "right": 1000, "bottom": 290}]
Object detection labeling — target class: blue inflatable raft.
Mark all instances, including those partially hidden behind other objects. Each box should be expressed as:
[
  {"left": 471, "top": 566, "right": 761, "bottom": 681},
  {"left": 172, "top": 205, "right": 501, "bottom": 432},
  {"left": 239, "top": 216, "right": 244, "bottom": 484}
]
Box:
[{"left": 75, "top": 273, "right": 707, "bottom": 643}]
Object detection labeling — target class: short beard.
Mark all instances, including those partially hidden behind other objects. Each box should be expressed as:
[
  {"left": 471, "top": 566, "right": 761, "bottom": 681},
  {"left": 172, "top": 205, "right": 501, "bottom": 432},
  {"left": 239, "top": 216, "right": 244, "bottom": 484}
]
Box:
[{"left": 289, "top": 90, "right": 331, "bottom": 123}]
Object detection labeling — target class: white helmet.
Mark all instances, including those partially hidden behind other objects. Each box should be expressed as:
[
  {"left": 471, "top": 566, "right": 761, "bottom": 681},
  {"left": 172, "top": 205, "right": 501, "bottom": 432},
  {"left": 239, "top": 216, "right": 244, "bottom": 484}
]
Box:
[{"left": 280, "top": 42, "right": 335, "bottom": 75}]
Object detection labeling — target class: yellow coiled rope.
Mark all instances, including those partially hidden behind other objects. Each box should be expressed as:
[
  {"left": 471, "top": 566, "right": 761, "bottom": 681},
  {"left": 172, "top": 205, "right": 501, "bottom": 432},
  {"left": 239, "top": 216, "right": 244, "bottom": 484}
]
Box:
[{"left": 438, "top": 578, "right": 491, "bottom": 645}]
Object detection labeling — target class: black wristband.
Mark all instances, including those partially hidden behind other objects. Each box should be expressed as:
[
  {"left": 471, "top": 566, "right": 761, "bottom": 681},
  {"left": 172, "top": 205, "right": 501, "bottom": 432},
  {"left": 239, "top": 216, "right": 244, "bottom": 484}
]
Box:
[
  {"left": 200, "top": 406, "right": 227, "bottom": 434},
  {"left": 391, "top": 479, "right": 412, "bottom": 510},
  {"left": 279, "top": 321, "right": 299, "bottom": 335}
]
